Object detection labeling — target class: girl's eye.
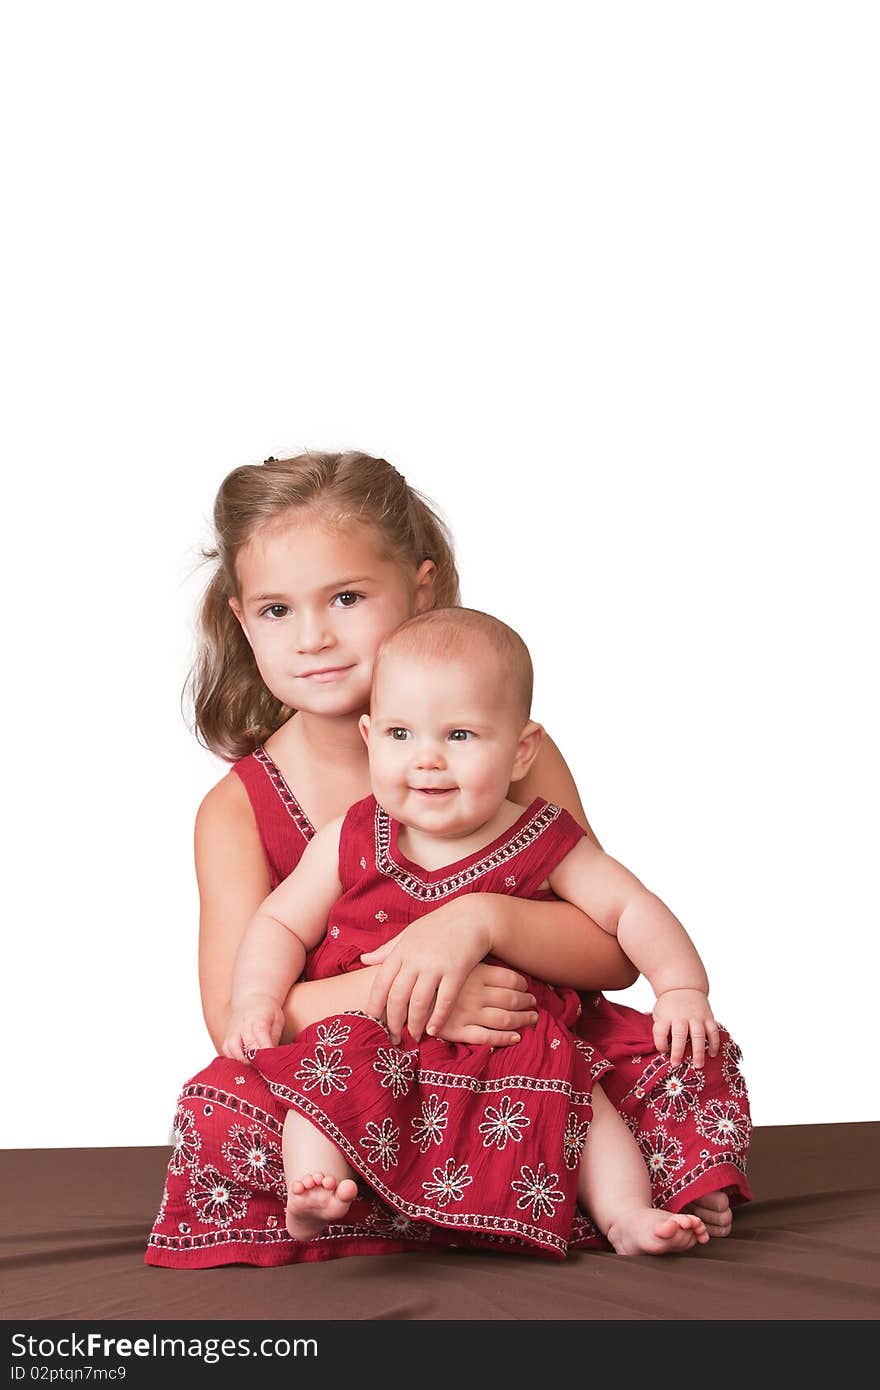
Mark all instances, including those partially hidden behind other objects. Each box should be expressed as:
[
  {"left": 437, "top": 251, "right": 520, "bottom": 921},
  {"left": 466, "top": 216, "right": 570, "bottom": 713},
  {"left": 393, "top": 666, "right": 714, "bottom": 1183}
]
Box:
[
  {"left": 388, "top": 728, "right": 412, "bottom": 741},
  {"left": 261, "top": 604, "right": 289, "bottom": 620},
  {"left": 332, "top": 591, "right": 363, "bottom": 608},
  {"left": 448, "top": 730, "right": 474, "bottom": 741}
]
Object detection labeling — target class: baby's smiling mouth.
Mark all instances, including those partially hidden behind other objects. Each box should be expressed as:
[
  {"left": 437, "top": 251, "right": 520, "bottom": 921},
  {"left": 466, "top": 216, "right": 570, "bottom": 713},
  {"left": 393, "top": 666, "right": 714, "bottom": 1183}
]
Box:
[{"left": 411, "top": 787, "right": 456, "bottom": 795}]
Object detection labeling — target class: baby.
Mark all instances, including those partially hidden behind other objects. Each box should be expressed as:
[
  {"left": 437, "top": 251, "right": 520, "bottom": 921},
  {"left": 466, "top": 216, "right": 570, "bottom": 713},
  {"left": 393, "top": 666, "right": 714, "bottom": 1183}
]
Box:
[{"left": 223, "top": 608, "right": 715, "bottom": 1257}]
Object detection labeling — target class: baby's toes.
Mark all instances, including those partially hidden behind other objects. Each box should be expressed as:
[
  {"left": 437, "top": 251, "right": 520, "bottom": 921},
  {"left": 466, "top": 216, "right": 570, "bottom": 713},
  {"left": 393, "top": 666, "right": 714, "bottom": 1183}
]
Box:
[
  {"left": 337, "top": 1178, "right": 358, "bottom": 1202},
  {"left": 677, "top": 1213, "right": 709, "bottom": 1243}
]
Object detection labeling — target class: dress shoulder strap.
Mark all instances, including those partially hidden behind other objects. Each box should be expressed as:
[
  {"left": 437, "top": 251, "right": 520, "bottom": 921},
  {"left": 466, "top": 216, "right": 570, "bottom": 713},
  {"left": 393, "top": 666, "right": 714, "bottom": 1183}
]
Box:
[
  {"left": 232, "top": 747, "right": 315, "bottom": 888},
  {"left": 337, "top": 793, "right": 379, "bottom": 892},
  {"left": 498, "top": 800, "right": 587, "bottom": 898}
]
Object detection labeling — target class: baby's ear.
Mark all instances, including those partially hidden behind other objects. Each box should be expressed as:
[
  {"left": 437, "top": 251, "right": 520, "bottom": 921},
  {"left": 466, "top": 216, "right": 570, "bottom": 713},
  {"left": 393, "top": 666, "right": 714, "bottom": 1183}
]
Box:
[
  {"left": 510, "top": 721, "right": 544, "bottom": 783},
  {"left": 358, "top": 714, "right": 371, "bottom": 744}
]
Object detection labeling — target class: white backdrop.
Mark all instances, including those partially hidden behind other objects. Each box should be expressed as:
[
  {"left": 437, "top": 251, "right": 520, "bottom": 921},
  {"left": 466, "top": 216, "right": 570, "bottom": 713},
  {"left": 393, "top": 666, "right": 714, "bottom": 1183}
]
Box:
[{"left": 2, "top": 2, "right": 877, "bottom": 1147}]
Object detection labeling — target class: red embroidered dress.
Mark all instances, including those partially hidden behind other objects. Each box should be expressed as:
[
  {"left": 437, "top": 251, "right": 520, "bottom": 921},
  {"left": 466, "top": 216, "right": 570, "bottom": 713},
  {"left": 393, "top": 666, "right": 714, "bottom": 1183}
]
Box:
[
  {"left": 145, "top": 747, "right": 752, "bottom": 1269},
  {"left": 253, "top": 792, "right": 606, "bottom": 1258}
]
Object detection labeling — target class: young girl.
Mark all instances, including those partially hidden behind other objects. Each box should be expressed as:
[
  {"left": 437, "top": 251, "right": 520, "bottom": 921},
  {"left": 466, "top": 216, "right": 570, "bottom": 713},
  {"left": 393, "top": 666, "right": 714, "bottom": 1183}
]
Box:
[
  {"left": 145, "top": 452, "right": 751, "bottom": 1269},
  {"left": 224, "top": 607, "right": 717, "bottom": 1258}
]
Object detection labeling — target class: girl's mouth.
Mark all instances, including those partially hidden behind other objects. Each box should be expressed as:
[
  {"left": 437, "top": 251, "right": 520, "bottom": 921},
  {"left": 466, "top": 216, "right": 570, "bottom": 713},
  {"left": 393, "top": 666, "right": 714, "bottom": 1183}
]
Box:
[{"left": 298, "top": 665, "right": 355, "bottom": 682}]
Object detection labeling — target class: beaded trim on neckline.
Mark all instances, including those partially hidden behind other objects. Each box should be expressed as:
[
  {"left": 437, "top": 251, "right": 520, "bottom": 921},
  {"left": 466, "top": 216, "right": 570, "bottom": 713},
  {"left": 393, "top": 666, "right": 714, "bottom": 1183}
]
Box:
[
  {"left": 373, "top": 799, "right": 560, "bottom": 902},
  {"left": 253, "top": 746, "right": 315, "bottom": 842}
]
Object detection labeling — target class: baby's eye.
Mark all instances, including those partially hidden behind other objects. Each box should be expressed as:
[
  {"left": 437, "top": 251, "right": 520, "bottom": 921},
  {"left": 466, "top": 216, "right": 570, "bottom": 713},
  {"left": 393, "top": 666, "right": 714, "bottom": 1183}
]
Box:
[
  {"left": 448, "top": 730, "right": 474, "bottom": 741},
  {"left": 388, "top": 728, "right": 412, "bottom": 741},
  {"left": 261, "top": 604, "right": 290, "bottom": 620},
  {"left": 332, "top": 591, "right": 363, "bottom": 608}
]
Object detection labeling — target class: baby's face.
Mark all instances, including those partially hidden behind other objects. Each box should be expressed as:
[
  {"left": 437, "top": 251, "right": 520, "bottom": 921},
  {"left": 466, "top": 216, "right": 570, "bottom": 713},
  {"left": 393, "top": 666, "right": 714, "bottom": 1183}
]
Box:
[{"left": 361, "top": 651, "right": 526, "bottom": 839}]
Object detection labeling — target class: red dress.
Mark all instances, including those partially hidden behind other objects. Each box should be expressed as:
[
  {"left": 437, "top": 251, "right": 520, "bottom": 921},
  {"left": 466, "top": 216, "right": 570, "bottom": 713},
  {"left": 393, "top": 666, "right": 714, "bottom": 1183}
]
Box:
[
  {"left": 145, "top": 747, "right": 752, "bottom": 1269},
  {"left": 253, "top": 793, "right": 608, "bottom": 1258}
]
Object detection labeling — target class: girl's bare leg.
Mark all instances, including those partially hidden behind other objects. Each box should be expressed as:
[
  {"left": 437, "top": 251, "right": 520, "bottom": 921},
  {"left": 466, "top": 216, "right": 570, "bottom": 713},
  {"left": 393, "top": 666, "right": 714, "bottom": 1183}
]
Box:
[
  {"left": 579, "top": 1083, "right": 709, "bottom": 1255},
  {"left": 282, "top": 1109, "right": 359, "bottom": 1241}
]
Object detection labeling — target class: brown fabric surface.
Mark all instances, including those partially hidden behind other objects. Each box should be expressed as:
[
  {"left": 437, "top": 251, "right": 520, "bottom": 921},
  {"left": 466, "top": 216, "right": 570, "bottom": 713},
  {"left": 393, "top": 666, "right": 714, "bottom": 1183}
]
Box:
[{"left": 1, "top": 1121, "right": 878, "bottom": 1321}]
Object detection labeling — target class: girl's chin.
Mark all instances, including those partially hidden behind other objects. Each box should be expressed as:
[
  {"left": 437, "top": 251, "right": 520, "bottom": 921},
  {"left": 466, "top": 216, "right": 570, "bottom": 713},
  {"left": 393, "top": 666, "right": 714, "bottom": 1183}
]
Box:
[{"left": 288, "top": 686, "right": 372, "bottom": 717}]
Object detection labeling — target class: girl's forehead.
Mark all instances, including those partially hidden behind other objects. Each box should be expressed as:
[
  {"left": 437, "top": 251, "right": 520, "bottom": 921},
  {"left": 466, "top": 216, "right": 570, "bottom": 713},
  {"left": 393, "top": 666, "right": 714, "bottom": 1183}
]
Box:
[{"left": 236, "top": 517, "right": 397, "bottom": 595}]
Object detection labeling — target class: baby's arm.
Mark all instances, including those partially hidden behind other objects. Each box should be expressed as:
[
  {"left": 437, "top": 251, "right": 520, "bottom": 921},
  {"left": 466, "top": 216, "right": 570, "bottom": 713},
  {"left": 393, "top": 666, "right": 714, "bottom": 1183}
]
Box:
[
  {"left": 548, "top": 842, "right": 718, "bottom": 1066},
  {"left": 222, "top": 818, "right": 343, "bottom": 1060}
]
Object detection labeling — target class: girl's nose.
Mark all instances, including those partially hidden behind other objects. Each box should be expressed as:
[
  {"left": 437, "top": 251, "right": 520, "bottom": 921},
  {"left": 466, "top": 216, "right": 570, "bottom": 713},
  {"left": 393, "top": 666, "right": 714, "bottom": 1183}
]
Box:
[{"left": 296, "top": 612, "right": 333, "bottom": 653}]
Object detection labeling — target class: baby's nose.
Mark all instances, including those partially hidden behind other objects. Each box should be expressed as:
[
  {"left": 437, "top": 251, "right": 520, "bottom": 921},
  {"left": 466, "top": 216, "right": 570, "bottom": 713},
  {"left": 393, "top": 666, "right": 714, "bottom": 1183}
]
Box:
[{"left": 414, "top": 741, "right": 445, "bottom": 768}]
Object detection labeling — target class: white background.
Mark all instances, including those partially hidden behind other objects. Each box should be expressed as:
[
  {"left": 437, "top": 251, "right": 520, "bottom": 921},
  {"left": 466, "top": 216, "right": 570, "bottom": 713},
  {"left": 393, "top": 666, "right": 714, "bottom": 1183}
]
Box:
[{"left": 2, "top": 2, "right": 877, "bottom": 1147}]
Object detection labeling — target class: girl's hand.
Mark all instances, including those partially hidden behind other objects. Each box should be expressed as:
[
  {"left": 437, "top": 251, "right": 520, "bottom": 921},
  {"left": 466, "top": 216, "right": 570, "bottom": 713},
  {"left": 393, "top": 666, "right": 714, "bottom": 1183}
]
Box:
[
  {"left": 221, "top": 994, "right": 284, "bottom": 1062},
  {"left": 436, "top": 962, "right": 539, "bottom": 1046},
  {"left": 652, "top": 989, "right": 720, "bottom": 1069},
  {"left": 361, "top": 903, "right": 494, "bottom": 1043}
]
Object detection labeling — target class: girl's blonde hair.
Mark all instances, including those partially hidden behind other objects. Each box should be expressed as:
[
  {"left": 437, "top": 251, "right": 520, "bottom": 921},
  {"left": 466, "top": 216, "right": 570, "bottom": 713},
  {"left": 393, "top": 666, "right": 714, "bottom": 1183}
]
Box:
[{"left": 187, "top": 451, "right": 460, "bottom": 761}]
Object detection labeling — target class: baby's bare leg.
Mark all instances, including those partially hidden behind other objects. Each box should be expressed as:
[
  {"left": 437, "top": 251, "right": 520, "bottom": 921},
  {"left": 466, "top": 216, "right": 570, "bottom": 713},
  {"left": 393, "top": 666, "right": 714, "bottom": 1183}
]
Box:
[
  {"left": 282, "top": 1109, "right": 359, "bottom": 1242},
  {"left": 579, "top": 1083, "right": 709, "bottom": 1256}
]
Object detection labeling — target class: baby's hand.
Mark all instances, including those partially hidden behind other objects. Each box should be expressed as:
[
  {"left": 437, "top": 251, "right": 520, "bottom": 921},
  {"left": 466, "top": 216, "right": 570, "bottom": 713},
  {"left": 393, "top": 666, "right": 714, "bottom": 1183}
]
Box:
[
  {"left": 221, "top": 994, "right": 284, "bottom": 1063},
  {"left": 652, "top": 989, "right": 720, "bottom": 1069},
  {"left": 360, "top": 905, "right": 492, "bottom": 1044}
]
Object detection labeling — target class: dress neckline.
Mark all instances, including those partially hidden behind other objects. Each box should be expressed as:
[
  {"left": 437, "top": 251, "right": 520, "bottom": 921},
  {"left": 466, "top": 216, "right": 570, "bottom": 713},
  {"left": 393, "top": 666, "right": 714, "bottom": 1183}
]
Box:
[
  {"left": 383, "top": 796, "right": 547, "bottom": 886},
  {"left": 253, "top": 745, "right": 316, "bottom": 841}
]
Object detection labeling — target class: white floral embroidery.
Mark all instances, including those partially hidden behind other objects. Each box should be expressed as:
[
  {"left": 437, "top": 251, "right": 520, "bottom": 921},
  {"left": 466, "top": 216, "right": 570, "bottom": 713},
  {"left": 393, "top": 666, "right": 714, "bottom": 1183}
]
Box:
[
  {"left": 411, "top": 1094, "right": 448, "bottom": 1152},
  {"left": 359, "top": 856, "right": 367, "bottom": 870},
  {"left": 329, "top": 926, "right": 340, "bottom": 939},
  {"left": 373, "top": 1047, "right": 416, "bottom": 1098},
  {"left": 575, "top": 1040, "right": 595, "bottom": 1062},
  {"left": 186, "top": 1165, "right": 249, "bottom": 1228},
  {"left": 478, "top": 1095, "right": 530, "bottom": 1151},
  {"left": 649, "top": 1062, "right": 706, "bottom": 1122},
  {"left": 169, "top": 1108, "right": 201, "bottom": 1174},
  {"left": 504, "top": 875, "right": 516, "bottom": 888},
  {"left": 360, "top": 1118, "right": 400, "bottom": 1170},
  {"left": 375, "top": 910, "right": 389, "bottom": 922},
  {"left": 511, "top": 1163, "right": 566, "bottom": 1221},
  {"left": 637, "top": 1126, "right": 685, "bottom": 1182},
  {"left": 234, "top": 1075, "right": 246, "bottom": 1085},
  {"left": 316, "top": 1020, "right": 351, "bottom": 1048},
  {"left": 295, "top": 1046, "right": 353, "bottom": 1096},
  {"left": 697, "top": 1100, "right": 751, "bottom": 1151},
  {"left": 367, "top": 1200, "right": 432, "bottom": 1240},
  {"left": 563, "top": 1112, "right": 590, "bottom": 1170},
  {"left": 550, "top": 1038, "right": 560, "bottom": 1051},
  {"left": 422, "top": 1158, "right": 473, "bottom": 1207},
  {"left": 721, "top": 1039, "right": 748, "bottom": 1097},
  {"left": 154, "top": 1183, "right": 169, "bottom": 1227},
  {"left": 221, "top": 1124, "right": 285, "bottom": 1192}
]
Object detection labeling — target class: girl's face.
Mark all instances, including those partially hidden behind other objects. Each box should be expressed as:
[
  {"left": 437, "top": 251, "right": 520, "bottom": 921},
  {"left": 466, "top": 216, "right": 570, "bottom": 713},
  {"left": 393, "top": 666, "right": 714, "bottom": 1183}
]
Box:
[{"left": 229, "top": 517, "right": 436, "bottom": 718}]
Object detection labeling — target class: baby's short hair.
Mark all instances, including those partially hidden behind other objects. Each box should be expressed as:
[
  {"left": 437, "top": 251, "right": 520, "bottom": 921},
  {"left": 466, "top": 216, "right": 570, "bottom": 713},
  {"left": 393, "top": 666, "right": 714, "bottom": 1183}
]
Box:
[{"left": 374, "top": 607, "right": 534, "bottom": 725}]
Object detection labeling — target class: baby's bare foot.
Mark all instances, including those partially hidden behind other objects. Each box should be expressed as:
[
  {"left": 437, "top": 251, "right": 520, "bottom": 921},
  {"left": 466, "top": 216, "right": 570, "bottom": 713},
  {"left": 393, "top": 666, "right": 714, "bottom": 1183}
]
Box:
[
  {"left": 607, "top": 1207, "right": 709, "bottom": 1256},
  {"left": 683, "top": 1187, "right": 733, "bottom": 1237},
  {"left": 285, "top": 1171, "right": 358, "bottom": 1242}
]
